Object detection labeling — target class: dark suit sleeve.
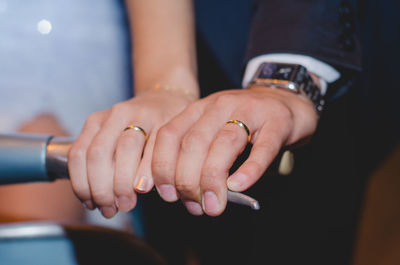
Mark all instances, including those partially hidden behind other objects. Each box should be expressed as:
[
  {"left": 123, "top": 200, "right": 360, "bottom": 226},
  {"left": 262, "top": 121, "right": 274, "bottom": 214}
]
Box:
[{"left": 245, "top": 0, "right": 362, "bottom": 71}]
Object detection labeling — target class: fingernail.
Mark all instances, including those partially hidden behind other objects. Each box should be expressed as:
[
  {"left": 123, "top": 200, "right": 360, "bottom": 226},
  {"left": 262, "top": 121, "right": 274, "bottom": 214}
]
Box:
[
  {"left": 157, "top": 184, "right": 178, "bottom": 202},
  {"left": 183, "top": 201, "right": 203, "bottom": 216},
  {"left": 116, "top": 196, "right": 134, "bottom": 212},
  {"left": 83, "top": 200, "right": 95, "bottom": 210},
  {"left": 278, "top": 150, "right": 294, "bottom": 176},
  {"left": 227, "top": 173, "right": 248, "bottom": 191},
  {"left": 100, "top": 205, "right": 117, "bottom": 218},
  {"left": 202, "top": 191, "right": 220, "bottom": 215},
  {"left": 135, "top": 176, "right": 153, "bottom": 193}
]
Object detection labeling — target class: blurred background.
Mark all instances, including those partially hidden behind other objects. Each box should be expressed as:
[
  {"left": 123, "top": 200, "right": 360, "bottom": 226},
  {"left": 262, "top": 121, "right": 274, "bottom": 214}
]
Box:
[{"left": 0, "top": 0, "right": 135, "bottom": 231}]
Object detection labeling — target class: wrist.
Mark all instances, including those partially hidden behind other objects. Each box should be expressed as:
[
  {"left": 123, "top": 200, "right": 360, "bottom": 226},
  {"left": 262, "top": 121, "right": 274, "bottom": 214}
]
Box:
[
  {"left": 135, "top": 66, "right": 200, "bottom": 100},
  {"left": 247, "top": 84, "right": 318, "bottom": 115},
  {"left": 246, "top": 62, "right": 325, "bottom": 115},
  {"left": 149, "top": 83, "right": 199, "bottom": 101}
]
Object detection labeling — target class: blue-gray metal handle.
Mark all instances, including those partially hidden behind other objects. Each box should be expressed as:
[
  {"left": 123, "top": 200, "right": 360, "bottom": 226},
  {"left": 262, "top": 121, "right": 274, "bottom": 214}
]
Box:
[{"left": 0, "top": 133, "right": 52, "bottom": 184}]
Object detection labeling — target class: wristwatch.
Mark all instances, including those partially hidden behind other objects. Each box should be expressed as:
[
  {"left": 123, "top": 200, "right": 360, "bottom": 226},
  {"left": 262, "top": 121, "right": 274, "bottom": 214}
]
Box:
[{"left": 248, "top": 62, "right": 325, "bottom": 115}]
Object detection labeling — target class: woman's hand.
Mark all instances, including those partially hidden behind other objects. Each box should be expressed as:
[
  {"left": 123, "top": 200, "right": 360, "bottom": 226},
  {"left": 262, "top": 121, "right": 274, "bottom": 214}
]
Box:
[
  {"left": 152, "top": 85, "right": 318, "bottom": 216},
  {"left": 68, "top": 89, "right": 195, "bottom": 218}
]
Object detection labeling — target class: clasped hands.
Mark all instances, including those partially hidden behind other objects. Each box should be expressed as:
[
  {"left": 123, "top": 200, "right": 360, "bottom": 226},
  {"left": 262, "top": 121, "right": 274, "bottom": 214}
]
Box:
[{"left": 68, "top": 85, "right": 318, "bottom": 218}]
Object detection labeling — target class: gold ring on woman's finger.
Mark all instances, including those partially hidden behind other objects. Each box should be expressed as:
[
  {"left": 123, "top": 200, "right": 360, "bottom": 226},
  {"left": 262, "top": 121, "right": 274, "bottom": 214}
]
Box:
[{"left": 123, "top": 125, "right": 148, "bottom": 141}]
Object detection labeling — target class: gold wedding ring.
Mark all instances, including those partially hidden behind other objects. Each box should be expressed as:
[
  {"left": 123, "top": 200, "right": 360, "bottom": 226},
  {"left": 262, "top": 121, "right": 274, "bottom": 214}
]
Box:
[
  {"left": 123, "top": 125, "right": 148, "bottom": 140},
  {"left": 226, "top": 120, "right": 251, "bottom": 142}
]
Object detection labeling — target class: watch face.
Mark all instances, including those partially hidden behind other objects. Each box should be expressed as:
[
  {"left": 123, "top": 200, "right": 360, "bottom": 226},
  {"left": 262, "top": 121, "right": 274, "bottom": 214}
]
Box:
[
  {"left": 259, "top": 63, "right": 296, "bottom": 80},
  {"left": 252, "top": 63, "right": 323, "bottom": 114}
]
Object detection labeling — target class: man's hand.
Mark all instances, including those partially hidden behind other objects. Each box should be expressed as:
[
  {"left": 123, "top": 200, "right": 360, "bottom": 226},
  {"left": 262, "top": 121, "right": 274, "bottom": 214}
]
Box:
[{"left": 152, "top": 85, "right": 318, "bottom": 216}]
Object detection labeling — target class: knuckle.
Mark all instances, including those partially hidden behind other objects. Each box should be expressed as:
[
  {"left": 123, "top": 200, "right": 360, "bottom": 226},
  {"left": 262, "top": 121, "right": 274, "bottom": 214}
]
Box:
[
  {"left": 68, "top": 145, "right": 85, "bottom": 163},
  {"left": 158, "top": 124, "right": 178, "bottom": 139},
  {"left": 278, "top": 104, "right": 294, "bottom": 122},
  {"left": 86, "top": 112, "right": 102, "bottom": 126},
  {"left": 202, "top": 163, "right": 220, "bottom": 179},
  {"left": 181, "top": 131, "right": 206, "bottom": 153},
  {"left": 91, "top": 188, "right": 114, "bottom": 206},
  {"left": 267, "top": 99, "right": 294, "bottom": 122},
  {"left": 215, "top": 94, "right": 235, "bottom": 107},
  {"left": 70, "top": 182, "right": 91, "bottom": 201},
  {"left": 152, "top": 160, "right": 174, "bottom": 181},
  {"left": 175, "top": 179, "right": 197, "bottom": 195},
  {"left": 110, "top": 103, "right": 125, "bottom": 114},
  {"left": 82, "top": 114, "right": 102, "bottom": 132},
  {"left": 295, "top": 105, "right": 318, "bottom": 133},
  {"left": 246, "top": 160, "right": 265, "bottom": 177},
  {"left": 201, "top": 167, "right": 223, "bottom": 191},
  {"left": 110, "top": 103, "right": 129, "bottom": 122},
  {"left": 87, "top": 144, "right": 105, "bottom": 162},
  {"left": 186, "top": 100, "right": 202, "bottom": 113},
  {"left": 247, "top": 97, "right": 266, "bottom": 111}
]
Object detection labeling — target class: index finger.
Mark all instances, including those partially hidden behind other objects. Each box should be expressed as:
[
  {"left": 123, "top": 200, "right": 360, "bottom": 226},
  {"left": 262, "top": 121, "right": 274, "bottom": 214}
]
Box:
[
  {"left": 68, "top": 111, "right": 107, "bottom": 209},
  {"left": 227, "top": 119, "right": 291, "bottom": 192},
  {"left": 152, "top": 101, "right": 205, "bottom": 202}
]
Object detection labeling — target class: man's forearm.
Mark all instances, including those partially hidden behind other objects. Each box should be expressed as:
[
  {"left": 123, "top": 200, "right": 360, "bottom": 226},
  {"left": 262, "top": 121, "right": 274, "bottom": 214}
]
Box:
[{"left": 125, "top": 0, "right": 199, "bottom": 98}]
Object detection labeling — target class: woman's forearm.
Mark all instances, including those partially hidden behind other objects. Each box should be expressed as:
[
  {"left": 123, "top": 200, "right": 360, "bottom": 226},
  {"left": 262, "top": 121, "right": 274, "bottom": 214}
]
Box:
[{"left": 125, "top": 0, "right": 199, "bottom": 98}]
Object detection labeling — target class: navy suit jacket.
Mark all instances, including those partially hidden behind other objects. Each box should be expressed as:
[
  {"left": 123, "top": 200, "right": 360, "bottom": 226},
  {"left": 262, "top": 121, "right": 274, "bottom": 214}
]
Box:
[{"left": 142, "top": 1, "right": 399, "bottom": 265}]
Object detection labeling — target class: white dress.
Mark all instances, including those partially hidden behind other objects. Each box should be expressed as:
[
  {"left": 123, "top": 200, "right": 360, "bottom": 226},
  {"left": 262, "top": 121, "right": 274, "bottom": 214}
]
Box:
[
  {"left": 0, "top": 0, "right": 131, "bottom": 136},
  {"left": 0, "top": 0, "right": 135, "bottom": 231}
]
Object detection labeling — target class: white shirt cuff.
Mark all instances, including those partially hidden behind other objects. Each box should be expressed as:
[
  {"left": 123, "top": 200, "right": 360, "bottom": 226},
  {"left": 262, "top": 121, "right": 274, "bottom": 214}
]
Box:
[{"left": 242, "top": 53, "right": 341, "bottom": 95}]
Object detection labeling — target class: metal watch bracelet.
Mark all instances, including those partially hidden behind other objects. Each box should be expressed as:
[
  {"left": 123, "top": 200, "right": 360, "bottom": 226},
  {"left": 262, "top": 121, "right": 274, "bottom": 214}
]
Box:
[{"left": 249, "top": 63, "right": 325, "bottom": 115}]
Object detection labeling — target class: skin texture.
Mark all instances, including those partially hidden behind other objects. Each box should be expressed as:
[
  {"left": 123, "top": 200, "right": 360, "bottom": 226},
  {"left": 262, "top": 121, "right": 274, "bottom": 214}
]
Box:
[
  {"left": 152, "top": 85, "right": 318, "bottom": 216},
  {"left": 68, "top": 90, "right": 196, "bottom": 218},
  {"left": 68, "top": 0, "right": 319, "bottom": 218}
]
